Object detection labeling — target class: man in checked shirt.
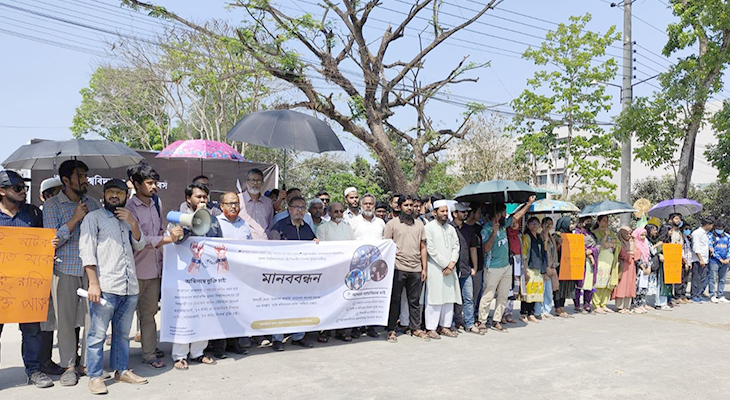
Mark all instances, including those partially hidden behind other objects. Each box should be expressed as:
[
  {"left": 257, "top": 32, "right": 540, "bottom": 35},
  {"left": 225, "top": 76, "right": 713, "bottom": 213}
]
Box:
[
  {"left": 80, "top": 179, "right": 147, "bottom": 394},
  {"left": 42, "top": 160, "right": 100, "bottom": 386}
]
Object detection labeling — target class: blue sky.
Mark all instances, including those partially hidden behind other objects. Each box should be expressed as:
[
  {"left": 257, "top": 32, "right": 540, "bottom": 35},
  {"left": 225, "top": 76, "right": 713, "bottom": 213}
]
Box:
[{"left": 0, "top": 0, "right": 694, "bottom": 166}]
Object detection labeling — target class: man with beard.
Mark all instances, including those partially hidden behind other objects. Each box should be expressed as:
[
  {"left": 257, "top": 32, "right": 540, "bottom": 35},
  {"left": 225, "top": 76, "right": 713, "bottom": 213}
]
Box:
[
  {"left": 424, "top": 201, "right": 461, "bottom": 339},
  {"left": 0, "top": 171, "right": 55, "bottom": 388},
  {"left": 125, "top": 162, "right": 183, "bottom": 368},
  {"left": 477, "top": 196, "right": 535, "bottom": 332},
  {"left": 80, "top": 179, "right": 148, "bottom": 394},
  {"left": 43, "top": 160, "right": 101, "bottom": 386},
  {"left": 349, "top": 194, "right": 385, "bottom": 339},
  {"left": 308, "top": 198, "right": 327, "bottom": 231},
  {"left": 179, "top": 175, "right": 221, "bottom": 217},
  {"left": 343, "top": 187, "right": 360, "bottom": 222},
  {"left": 384, "top": 195, "right": 429, "bottom": 342},
  {"left": 238, "top": 169, "right": 273, "bottom": 232},
  {"left": 268, "top": 196, "right": 317, "bottom": 351},
  {"left": 386, "top": 193, "right": 401, "bottom": 222}
]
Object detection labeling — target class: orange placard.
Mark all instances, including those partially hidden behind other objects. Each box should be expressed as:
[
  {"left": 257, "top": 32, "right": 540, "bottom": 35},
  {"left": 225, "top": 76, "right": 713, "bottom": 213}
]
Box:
[
  {"left": 0, "top": 226, "right": 56, "bottom": 323},
  {"left": 559, "top": 233, "right": 586, "bottom": 281},
  {"left": 663, "top": 243, "right": 683, "bottom": 284}
]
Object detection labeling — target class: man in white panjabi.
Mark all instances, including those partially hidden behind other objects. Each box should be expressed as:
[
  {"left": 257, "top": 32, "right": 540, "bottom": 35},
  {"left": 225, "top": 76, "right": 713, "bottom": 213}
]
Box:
[{"left": 423, "top": 200, "right": 462, "bottom": 339}]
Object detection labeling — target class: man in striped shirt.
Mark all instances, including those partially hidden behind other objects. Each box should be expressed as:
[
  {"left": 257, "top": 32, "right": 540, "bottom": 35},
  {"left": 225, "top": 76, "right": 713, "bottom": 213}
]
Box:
[{"left": 42, "top": 160, "right": 100, "bottom": 386}]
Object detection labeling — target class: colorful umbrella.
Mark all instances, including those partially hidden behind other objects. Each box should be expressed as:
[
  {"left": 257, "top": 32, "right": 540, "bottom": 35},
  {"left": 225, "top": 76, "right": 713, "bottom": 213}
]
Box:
[
  {"left": 527, "top": 199, "right": 580, "bottom": 214},
  {"left": 648, "top": 198, "right": 703, "bottom": 219},
  {"left": 156, "top": 139, "right": 245, "bottom": 174},
  {"left": 578, "top": 200, "right": 637, "bottom": 218}
]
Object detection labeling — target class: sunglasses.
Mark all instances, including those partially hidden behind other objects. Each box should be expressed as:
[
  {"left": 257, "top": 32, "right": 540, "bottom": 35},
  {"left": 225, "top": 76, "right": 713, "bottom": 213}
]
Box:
[{"left": 6, "top": 184, "right": 26, "bottom": 193}]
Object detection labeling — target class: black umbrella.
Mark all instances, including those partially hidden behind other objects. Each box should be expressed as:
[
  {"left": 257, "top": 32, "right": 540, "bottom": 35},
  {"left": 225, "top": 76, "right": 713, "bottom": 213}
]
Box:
[
  {"left": 226, "top": 110, "right": 344, "bottom": 187},
  {"left": 2, "top": 139, "right": 144, "bottom": 170}
]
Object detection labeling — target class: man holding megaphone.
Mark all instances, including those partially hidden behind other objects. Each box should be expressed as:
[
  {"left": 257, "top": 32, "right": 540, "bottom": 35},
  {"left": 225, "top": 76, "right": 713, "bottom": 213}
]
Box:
[{"left": 166, "top": 182, "right": 221, "bottom": 370}]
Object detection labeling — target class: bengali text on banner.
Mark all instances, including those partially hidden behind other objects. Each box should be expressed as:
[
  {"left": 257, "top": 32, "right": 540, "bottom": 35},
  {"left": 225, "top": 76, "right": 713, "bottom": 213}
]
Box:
[{"left": 161, "top": 239, "right": 395, "bottom": 343}]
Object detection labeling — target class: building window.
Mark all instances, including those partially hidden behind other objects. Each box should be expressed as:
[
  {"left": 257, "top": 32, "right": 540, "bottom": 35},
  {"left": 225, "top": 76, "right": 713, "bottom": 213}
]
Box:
[
  {"left": 551, "top": 173, "right": 564, "bottom": 184},
  {"left": 537, "top": 175, "right": 548, "bottom": 185}
]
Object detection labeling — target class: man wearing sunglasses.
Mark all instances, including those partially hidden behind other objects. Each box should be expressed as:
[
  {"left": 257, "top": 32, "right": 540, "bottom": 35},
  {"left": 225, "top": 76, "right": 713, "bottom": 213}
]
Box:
[{"left": 0, "top": 170, "right": 55, "bottom": 388}]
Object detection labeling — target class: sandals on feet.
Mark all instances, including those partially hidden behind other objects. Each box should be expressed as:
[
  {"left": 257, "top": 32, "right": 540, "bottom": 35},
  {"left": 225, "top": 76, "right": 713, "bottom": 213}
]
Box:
[
  {"left": 439, "top": 328, "right": 458, "bottom": 338},
  {"left": 189, "top": 355, "right": 216, "bottom": 365},
  {"left": 146, "top": 358, "right": 165, "bottom": 369},
  {"left": 412, "top": 330, "right": 431, "bottom": 341},
  {"left": 426, "top": 330, "right": 441, "bottom": 340},
  {"left": 173, "top": 359, "right": 188, "bottom": 370},
  {"left": 491, "top": 323, "right": 508, "bottom": 333},
  {"left": 527, "top": 315, "right": 539, "bottom": 323},
  {"left": 386, "top": 331, "right": 398, "bottom": 343}
]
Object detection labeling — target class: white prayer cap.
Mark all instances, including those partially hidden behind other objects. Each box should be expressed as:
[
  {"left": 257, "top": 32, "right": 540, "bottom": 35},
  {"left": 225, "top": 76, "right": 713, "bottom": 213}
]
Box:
[
  {"left": 433, "top": 199, "right": 450, "bottom": 212},
  {"left": 40, "top": 177, "right": 62, "bottom": 193},
  {"left": 344, "top": 187, "right": 357, "bottom": 197}
]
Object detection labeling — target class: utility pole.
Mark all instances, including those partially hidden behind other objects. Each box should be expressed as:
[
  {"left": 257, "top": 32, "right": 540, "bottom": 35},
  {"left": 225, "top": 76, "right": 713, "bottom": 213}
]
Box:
[{"left": 619, "top": 1, "right": 633, "bottom": 226}]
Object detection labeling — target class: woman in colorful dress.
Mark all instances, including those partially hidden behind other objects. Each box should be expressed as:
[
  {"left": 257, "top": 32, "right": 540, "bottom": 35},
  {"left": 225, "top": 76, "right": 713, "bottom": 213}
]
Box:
[
  {"left": 520, "top": 216, "right": 545, "bottom": 323},
  {"left": 574, "top": 216, "right": 598, "bottom": 314},
  {"left": 591, "top": 215, "right": 620, "bottom": 314},
  {"left": 553, "top": 216, "right": 575, "bottom": 318},
  {"left": 632, "top": 227, "right": 651, "bottom": 313},
  {"left": 612, "top": 226, "right": 637, "bottom": 313}
]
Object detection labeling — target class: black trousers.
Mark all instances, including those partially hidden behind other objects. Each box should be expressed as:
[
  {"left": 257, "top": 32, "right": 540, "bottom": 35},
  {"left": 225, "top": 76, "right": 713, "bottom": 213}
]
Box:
[
  {"left": 691, "top": 261, "right": 708, "bottom": 298},
  {"left": 520, "top": 302, "right": 535, "bottom": 316},
  {"left": 40, "top": 330, "right": 54, "bottom": 363},
  {"left": 674, "top": 265, "right": 691, "bottom": 299},
  {"left": 387, "top": 270, "right": 422, "bottom": 331}
]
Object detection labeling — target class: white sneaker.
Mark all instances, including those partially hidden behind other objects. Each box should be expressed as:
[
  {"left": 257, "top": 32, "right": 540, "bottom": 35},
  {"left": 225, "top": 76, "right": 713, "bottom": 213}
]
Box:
[
  {"left": 711, "top": 296, "right": 720, "bottom": 303},
  {"left": 719, "top": 297, "right": 730, "bottom": 303}
]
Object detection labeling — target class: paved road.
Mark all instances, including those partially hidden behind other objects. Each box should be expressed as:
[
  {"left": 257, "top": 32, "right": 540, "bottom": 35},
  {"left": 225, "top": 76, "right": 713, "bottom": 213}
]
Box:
[{"left": 2, "top": 301, "right": 730, "bottom": 399}]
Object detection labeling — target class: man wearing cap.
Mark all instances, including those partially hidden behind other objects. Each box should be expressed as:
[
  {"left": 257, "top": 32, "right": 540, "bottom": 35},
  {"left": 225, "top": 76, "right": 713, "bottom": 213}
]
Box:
[
  {"left": 43, "top": 160, "right": 100, "bottom": 386},
  {"left": 451, "top": 202, "right": 482, "bottom": 335},
  {"left": 343, "top": 187, "right": 360, "bottom": 222},
  {"left": 80, "top": 179, "right": 147, "bottom": 394},
  {"left": 0, "top": 170, "right": 55, "bottom": 388},
  {"left": 39, "top": 177, "right": 63, "bottom": 207}
]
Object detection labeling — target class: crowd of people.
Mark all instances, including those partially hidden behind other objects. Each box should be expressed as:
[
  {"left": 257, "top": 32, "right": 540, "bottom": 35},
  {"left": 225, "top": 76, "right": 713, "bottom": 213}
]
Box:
[{"left": 0, "top": 160, "right": 728, "bottom": 394}]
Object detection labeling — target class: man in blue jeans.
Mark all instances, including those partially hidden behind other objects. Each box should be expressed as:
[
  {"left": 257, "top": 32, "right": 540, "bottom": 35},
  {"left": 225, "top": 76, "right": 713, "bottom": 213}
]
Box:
[
  {"left": 709, "top": 221, "right": 730, "bottom": 303},
  {"left": 0, "top": 170, "right": 54, "bottom": 388},
  {"left": 450, "top": 203, "right": 482, "bottom": 335},
  {"left": 80, "top": 179, "right": 148, "bottom": 394}
]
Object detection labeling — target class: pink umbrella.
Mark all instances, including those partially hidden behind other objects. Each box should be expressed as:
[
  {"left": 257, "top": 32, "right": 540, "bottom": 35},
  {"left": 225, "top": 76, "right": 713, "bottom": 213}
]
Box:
[{"left": 156, "top": 139, "right": 245, "bottom": 174}]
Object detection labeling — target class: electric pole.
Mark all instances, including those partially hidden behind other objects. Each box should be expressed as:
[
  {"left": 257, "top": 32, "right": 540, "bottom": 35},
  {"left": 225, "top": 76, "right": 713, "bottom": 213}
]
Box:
[{"left": 620, "top": 1, "right": 633, "bottom": 225}]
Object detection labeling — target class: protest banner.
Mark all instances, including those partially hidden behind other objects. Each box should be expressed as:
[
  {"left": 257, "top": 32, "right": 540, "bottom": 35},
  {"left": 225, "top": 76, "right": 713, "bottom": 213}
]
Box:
[
  {"left": 0, "top": 226, "right": 56, "bottom": 324},
  {"left": 559, "top": 233, "right": 586, "bottom": 281},
  {"left": 662, "top": 243, "right": 683, "bottom": 284},
  {"left": 161, "top": 239, "right": 395, "bottom": 343}
]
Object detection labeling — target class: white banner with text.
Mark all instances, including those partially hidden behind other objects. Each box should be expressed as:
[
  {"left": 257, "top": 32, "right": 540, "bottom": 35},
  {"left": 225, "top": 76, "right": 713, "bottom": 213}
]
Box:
[{"left": 160, "top": 239, "right": 395, "bottom": 343}]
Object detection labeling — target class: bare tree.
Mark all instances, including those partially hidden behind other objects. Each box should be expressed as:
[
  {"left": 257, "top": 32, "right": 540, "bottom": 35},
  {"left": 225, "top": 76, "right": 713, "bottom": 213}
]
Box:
[{"left": 123, "top": 0, "right": 502, "bottom": 193}]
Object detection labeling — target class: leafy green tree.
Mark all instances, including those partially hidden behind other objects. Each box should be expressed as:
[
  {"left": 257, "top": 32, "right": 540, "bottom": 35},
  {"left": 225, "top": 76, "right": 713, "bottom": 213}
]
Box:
[
  {"left": 616, "top": 0, "right": 730, "bottom": 198},
  {"left": 417, "top": 161, "right": 462, "bottom": 198},
  {"left": 122, "top": 0, "right": 502, "bottom": 194},
  {"left": 510, "top": 14, "right": 621, "bottom": 199},
  {"left": 71, "top": 66, "right": 173, "bottom": 150}
]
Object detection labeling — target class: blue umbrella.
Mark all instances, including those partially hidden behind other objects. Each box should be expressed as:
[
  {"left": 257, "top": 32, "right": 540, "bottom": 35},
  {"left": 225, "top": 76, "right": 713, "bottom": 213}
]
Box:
[
  {"left": 578, "top": 201, "right": 637, "bottom": 218},
  {"left": 648, "top": 199, "right": 703, "bottom": 219}
]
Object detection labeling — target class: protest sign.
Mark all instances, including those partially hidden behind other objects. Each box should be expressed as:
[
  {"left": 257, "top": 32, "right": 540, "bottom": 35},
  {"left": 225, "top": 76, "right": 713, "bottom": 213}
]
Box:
[
  {"left": 559, "top": 233, "right": 586, "bottom": 281},
  {"left": 662, "top": 243, "right": 683, "bottom": 284},
  {"left": 0, "top": 227, "right": 56, "bottom": 324},
  {"left": 161, "top": 239, "right": 395, "bottom": 343}
]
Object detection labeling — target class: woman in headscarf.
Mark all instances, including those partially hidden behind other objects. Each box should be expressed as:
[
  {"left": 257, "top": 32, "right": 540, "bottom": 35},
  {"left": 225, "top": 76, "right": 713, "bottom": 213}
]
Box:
[
  {"left": 591, "top": 215, "right": 621, "bottom": 314},
  {"left": 520, "top": 216, "right": 545, "bottom": 323},
  {"left": 647, "top": 224, "right": 672, "bottom": 310},
  {"left": 553, "top": 216, "right": 575, "bottom": 318},
  {"left": 632, "top": 227, "right": 651, "bottom": 313},
  {"left": 502, "top": 217, "right": 522, "bottom": 325},
  {"left": 612, "top": 226, "right": 637, "bottom": 313},
  {"left": 574, "top": 216, "right": 598, "bottom": 314},
  {"left": 536, "top": 217, "right": 558, "bottom": 318}
]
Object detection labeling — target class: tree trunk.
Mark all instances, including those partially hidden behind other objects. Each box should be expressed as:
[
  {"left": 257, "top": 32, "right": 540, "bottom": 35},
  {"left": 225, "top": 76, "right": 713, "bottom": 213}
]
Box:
[
  {"left": 674, "top": 103, "right": 704, "bottom": 198},
  {"left": 368, "top": 123, "right": 413, "bottom": 194}
]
